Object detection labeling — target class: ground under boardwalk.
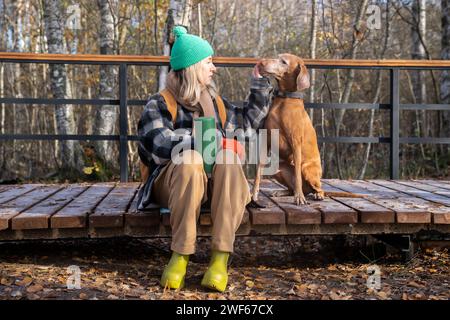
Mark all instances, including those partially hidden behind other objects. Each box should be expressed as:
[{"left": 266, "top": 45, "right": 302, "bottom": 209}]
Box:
[{"left": 0, "top": 179, "right": 449, "bottom": 241}]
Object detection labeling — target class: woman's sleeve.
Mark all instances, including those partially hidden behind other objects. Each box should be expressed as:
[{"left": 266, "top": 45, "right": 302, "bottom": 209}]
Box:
[
  {"left": 138, "top": 96, "right": 194, "bottom": 165},
  {"left": 221, "top": 76, "right": 273, "bottom": 134}
]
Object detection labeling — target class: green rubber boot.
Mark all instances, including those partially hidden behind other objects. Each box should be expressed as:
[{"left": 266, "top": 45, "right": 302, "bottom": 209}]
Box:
[
  {"left": 201, "top": 250, "right": 230, "bottom": 292},
  {"left": 160, "top": 251, "right": 189, "bottom": 289}
]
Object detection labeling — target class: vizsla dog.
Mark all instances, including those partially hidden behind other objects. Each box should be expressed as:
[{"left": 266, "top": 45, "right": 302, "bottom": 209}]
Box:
[{"left": 251, "top": 53, "right": 324, "bottom": 205}]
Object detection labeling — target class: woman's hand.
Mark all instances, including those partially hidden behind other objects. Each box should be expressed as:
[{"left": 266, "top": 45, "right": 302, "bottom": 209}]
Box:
[{"left": 222, "top": 138, "right": 245, "bottom": 162}]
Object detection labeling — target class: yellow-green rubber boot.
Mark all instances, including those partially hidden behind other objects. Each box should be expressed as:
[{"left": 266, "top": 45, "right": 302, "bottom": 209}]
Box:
[
  {"left": 160, "top": 251, "right": 189, "bottom": 289},
  {"left": 201, "top": 250, "right": 229, "bottom": 292}
]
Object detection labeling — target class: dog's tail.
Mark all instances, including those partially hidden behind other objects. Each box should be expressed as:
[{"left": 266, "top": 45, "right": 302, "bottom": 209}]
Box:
[{"left": 324, "top": 191, "right": 365, "bottom": 198}]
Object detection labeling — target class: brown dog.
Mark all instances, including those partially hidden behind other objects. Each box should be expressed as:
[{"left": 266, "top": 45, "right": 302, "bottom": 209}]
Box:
[{"left": 251, "top": 53, "right": 324, "bottom": 205}]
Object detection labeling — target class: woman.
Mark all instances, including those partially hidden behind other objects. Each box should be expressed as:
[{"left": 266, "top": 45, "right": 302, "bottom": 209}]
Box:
[{"left": 137, "top": 26, "right": 273, "bottom": 292}]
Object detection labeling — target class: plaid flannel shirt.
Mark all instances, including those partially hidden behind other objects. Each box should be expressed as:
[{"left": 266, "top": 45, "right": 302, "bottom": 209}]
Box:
[
  {"left": 138, "top": 76, "right": 273, "bottom": 172},
  {"left": 136, "top": 76, "right": 273, "bottom": 210}
]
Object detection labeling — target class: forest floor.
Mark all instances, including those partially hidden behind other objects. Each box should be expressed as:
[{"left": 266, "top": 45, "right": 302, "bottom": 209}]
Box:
[{"left": 0, "top": 236, "right": 448, "bottom": 300}]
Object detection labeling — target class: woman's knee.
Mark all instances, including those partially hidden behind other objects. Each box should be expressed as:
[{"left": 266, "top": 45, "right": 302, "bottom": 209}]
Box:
[
  {"left": 215, "top": 149, "right": 242, "bottom": 167},
  {"left": 173, "top": 149, "right": 205, "bottom": 176}
]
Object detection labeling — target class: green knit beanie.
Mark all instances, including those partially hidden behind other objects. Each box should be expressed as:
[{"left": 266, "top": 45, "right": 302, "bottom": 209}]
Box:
[{"left": 170, "top": 26, "right": 214, "bottom": 71}]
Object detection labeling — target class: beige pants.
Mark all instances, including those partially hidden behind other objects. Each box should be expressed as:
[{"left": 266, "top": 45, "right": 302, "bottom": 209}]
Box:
[{"left": 152, "top": 149, "right": 251, "bottom": 255}]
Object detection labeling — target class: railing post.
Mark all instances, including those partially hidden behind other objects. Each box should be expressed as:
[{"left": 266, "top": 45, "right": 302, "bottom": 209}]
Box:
[
  {"left": 390, "top": 68, "right": 400, "bottom": 179},
  {"left": 119, "top": 63, "right": 128, "bottom": 182}
]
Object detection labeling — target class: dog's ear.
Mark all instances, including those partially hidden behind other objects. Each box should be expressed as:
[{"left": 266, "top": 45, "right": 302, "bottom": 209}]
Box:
[{"left": 296, "top": 64, "right": 310, "bottom": 91}]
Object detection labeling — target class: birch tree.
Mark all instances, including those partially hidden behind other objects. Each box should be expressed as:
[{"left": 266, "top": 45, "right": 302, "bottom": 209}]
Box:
[
  {"left": 0, "top": 0, "right": 5, "bottom": 176},
  {"left": 411, "top": 0, "right": 427, "bottom": 140},
  {"left": 333, "top": 0, "right": 369, "bottom": 178},
  {"left": 441, "top": 0, "right": 450, "bottom": 142},
  {"left": 158, "top": 0, "right": 193, "bottom": 91},
  {"left": 43, "top": 0, "right": 83, "bottom": 176},
  {"left": 94, "top": 0, "right": 119, "bottom": 168},
  {"left": 309, "top": 0, "right": 317, "bottom": 120}
]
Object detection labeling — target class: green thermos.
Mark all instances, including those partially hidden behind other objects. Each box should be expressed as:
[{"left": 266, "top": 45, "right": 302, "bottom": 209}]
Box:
[{"left": 194, "top": 116, "right": 217, "bottom": 174}]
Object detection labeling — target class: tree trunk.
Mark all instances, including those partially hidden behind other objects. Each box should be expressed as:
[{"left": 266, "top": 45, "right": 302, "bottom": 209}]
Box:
[
  {"left": 441, "top": 0, "right": 450, "bottom": 141},
  {"left": 0, "top": 0, "right": 5, "bottom": 176},
  {"left": 94, "top": 0, "right": 119, "bottom": 169},
  {"left": 308, "top": 0, "right": 317, "bottom": 121},
  {"left": 411, "top": 0, "right": 427, "bottom": 140},
  {"left": 334, "top": 0, "right": 369, "bottom": 178},
  {"left": 358, "top": 0, "right": 391, "bottom": 179},
  {"left": 43, "top": 0, "right": 83, "bottom": 176},
  {"left": 158, "top": 0, "right": 193, "bottom": 91}
]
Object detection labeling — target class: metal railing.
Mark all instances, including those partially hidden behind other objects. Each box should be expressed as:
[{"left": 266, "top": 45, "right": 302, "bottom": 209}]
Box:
[{"left": 0, "top": 53, "right": 449, "bottom": 182}]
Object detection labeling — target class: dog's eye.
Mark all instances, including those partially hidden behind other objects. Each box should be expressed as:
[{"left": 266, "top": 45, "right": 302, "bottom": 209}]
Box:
[{"left": 281, "top": 59, "right": 287, "bottom": 65}]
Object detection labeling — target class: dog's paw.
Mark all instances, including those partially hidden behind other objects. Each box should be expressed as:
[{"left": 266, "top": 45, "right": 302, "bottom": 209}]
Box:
[
  {"left": 312, "top": 192, "right": 325, "bottom": 201},
  {"left": 294, "top": 193, "right": 308, "bottom": 206}
]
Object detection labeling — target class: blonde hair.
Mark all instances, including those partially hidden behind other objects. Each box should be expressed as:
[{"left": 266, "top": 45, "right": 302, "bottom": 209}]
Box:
[{"left": 166, "top": 60, "right": 217, "bottom": 107}]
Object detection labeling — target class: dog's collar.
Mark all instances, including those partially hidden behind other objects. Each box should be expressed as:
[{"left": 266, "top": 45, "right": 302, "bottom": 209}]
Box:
[{"left": 274, "top": 89, "right": 304, "bottom": 99}]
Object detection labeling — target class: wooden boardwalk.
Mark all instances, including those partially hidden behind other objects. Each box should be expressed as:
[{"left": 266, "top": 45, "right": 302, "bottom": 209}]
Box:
[{"left": 0, "top": 179, "right": 449, "bottom": 241}]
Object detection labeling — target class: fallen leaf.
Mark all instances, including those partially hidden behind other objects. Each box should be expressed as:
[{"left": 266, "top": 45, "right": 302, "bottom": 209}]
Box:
[
  {"left": 408, "top": 281, "right": 424, "bottom": 289},
  {"left": 376, "top": 291, "right": 388, "bottom": 300},
  {"left": 245, "top": 280, "right": 254, "bottom": 288},
  {"left": 28, "top": 294, "right": 40, "bottom": 300},
  {"left": 17, "top": 277, "right": 33, "bottom": 287},
  {"left": 291, "top": 273, "right": 302, "bottom": 283},
  {"left": 26, "top": 284, "right": 43, "bottom": 293},
  {"left": 329, "top": 291, "right": 340, "bottom": 300},
  {"left": 107, "top": 294, "right": 118, "bottom": 299},
  {"left": 207, "top": 293, "right": 218, "bottom": 299},
  {"left": 1, "top": 278, "right": 13, "bottom": 286},
  {"left": 286, "top": 287, "right": 296, "bottom": 295},
  {"left": 296, "top": 284, "right": 308, "bottom": 293},
  {"left": 79, "top": 293, "right": 88, "bottom": 300},
  {"left": 307, "top": 284, "right": 319, "bottom": 291},
  {"left": 402, "top": 293, "right": 408, "bottom": 300},
  {"left": 327, "top": 265, "right": 337, "bottom": 271}
]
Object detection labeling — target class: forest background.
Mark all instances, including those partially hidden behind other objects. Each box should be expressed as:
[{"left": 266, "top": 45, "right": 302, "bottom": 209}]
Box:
[{"left": 0, "top": 0, "right": 449, "bottom": 182}]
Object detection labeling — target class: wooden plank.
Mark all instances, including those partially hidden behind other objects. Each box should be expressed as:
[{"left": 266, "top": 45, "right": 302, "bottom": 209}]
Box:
[
  {"left": 310, "top": 198, "right": 358, "bottom": 224},
  {"left": 51, "top": 183, "right": 114, "bottom": 228},
  {"left": 367, "top": 180, "right": 450, "bottom": 224},
  {"left": 295, "top": 180, "right": 359, "bottom": 223},
  {"left": 417, "top": 179, "right": 450, "bottom": 191},
  {"left": 0, "top": 185, "right": 40, "bottom": 204},
  {"left": 125, "top": 192, "right": 161, "bottom": 228},
  {"left": 369, "top": 180, "right": 450, "bottom": 206},
  {"left": 89, "top": 183, "right": 139, "bottom": 228},
  {"left": 0, "top": 185, "right": 63, "bottom": 230},
  {"left": 247, "top": 191, "right": 285, "bottom": 225},
  {"left": 11, "top": 185, "right": 89, "bottom": 230},
  {"left": 395, "top": 180, "right": 450, "bottom": 198},
  {"left": 323, "top": 179, "right": 397, "bottom": 198},
  {"left": 162, "top": 211, "right": 170, "bottom": 226},
  {"left": 334, "top": 198, "right": 395, "bottom": 224},
  {"left": 272, "top": 196, "right": 321, "bottom": 224},
  {"left": 257, "top": 179, "right": 290, "bottom": 197},
  {"left": 326, "top": 180, "right": 435, "bottom": 224},
  {"left": 321, "top": 181, "right": 394, "bottom": 223},
  {"left": 247, "top": 180, "right": 285, "bottom": 225}
]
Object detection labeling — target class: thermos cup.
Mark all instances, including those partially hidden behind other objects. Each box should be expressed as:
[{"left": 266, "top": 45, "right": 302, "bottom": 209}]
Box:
[{"left": 193, "top": 116, "right": 217, "bottom": 174}]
